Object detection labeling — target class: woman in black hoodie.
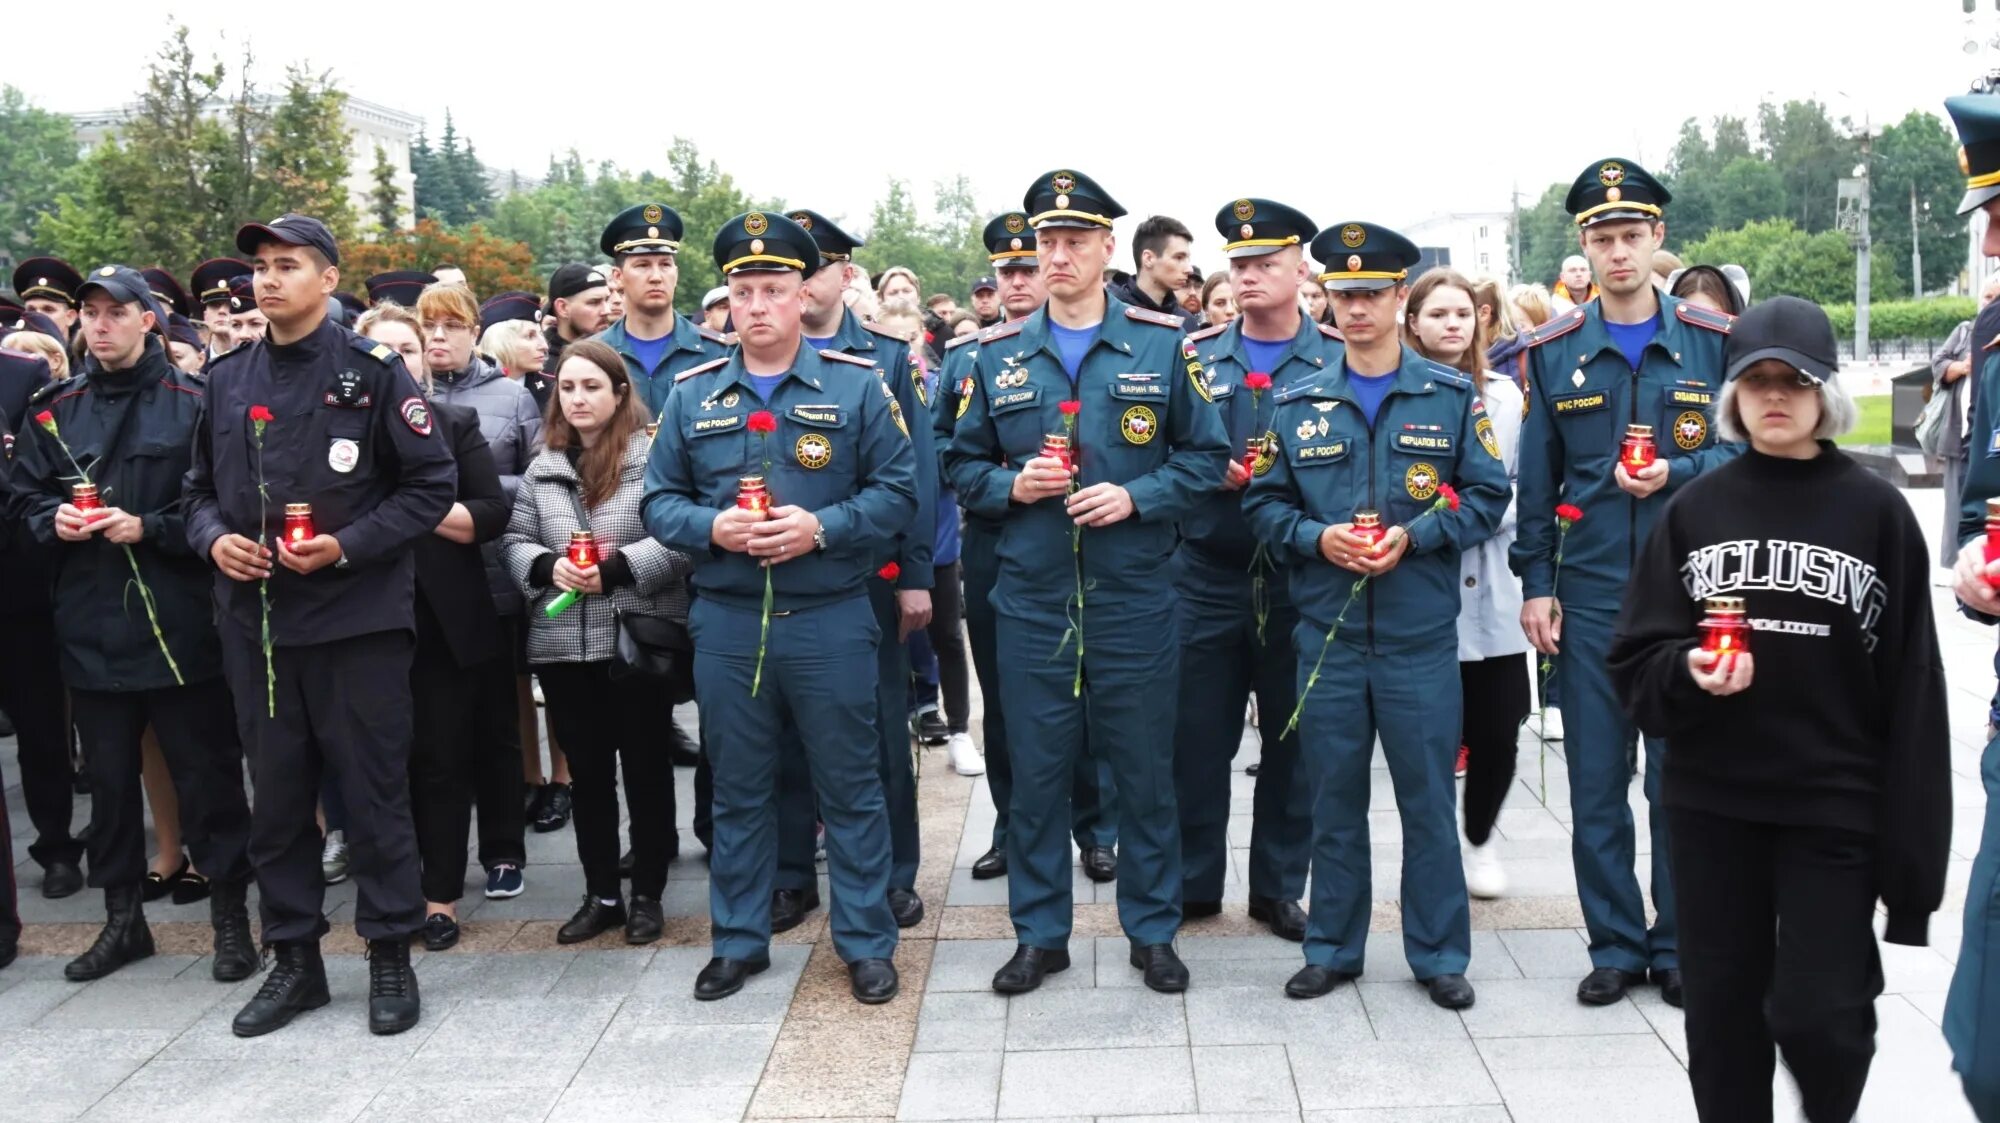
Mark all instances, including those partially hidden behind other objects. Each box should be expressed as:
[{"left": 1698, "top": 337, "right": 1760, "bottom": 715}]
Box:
[{"left": 1609, "top": 296, "right": 1952, "bottom": 1123}]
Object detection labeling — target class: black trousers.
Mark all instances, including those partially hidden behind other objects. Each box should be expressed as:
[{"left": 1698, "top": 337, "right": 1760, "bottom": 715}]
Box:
[
  {"left": 73, "top": 679, "right": 250, "bottom": 891},
  {"left": 0, "top": 610, "right": 79, "bottom": 870},
  {"left": 410, "top": 642, "right": 485, "bottom": 905},
  {"left": 470, "top": 616, "right": 527, "bottom": 870},
  {"left": 536, "top": 661, "right": 674, "bottom": 901},
  {"left": 222, "top": 627, "right": 424, "bottom": 943},
  {"left": 925, "top": 562, "right": 971, "bottom": 733},
  {"left": 1459, "top": 652, "right": 1531, "bottom": 846},
  {"left": 1668, "top": 805, "right": 1884, "bottom": 1123},
  {"left": 0, "top": 756, "right": 18, "bottom": 942}
]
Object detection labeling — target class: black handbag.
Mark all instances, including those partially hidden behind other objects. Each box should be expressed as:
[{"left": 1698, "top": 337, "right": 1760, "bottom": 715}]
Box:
[{"left": 561, "top": 485, "right": 695, "bottom": 699}]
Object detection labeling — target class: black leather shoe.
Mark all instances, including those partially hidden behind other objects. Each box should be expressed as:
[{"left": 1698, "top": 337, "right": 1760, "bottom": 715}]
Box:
[
  {"left": 232, "top": 941, "right": 331, "bottom": 1037},
  {"left": 1247, "top": 896, "right": 1307, "bottom": 942},
  {"left": 1577, "top": 966, "right": 1648, "bottom": 1006},
  {"left": 532, "top": 782, "right": 572, "bottom": 833},
  {"left": 1080, "top": 846, "right": 1117, "bottom": 882},
  {"left": 1285, "top": 963, "right": 1358, "bottom": 999},
  {"left": 1181, "top": 899, "right": 1222, "bottom": 919},
  {"left": 694, "top": 955, "right": 770, "bottom": 1001},
  {"left": 556, "top": 896, "right": 626, "bottom": 944},
  {"left": 992, "top": 944, "right": 1070, "bottom": 994},
  {"left": 0, "top": 928, "right": 16, "bottom": 970},
  {"left": 209, "top": 879, "right": 259, "bottom": 982},
  {"left": 142, "top": 856, "right": 190, "bottom": 903},
  {"left": 65, "top": 885, "right": 155, "bottom": 981},
  {"left": 366, "top": 937, "right": 421, "bottom": 1036},
  {"left": 171, "top": 870, "right": 211, "bottom": 906},
  {"left": 1129, "top": 943, "right": 1189, "bottom": 993},
  {"left": 1649, "top": 967, "right": 1684, "bottom": 1008},
  {"left": 41, "top": 860, "right": 82, "bottom": 900},
  {"left": 889, "top": 888, "right": 925, "bottom": 928},
  {"left": 770, "top": 887, "right": 821, "bottom": 934},
  {"left": 970, "top": 846, "right": 1007, "bottom": 880},
  {"left": 1422, "top": 973, "right": 1476, "bottom": 1009},
  {"left": 421, "top": 912, "right": 460, "bottom": 951},
  {"left": 848, "top": 957, "right": 899, "bottom": 1004},
  {"left": 1244, "top": 761, "right": 1262, "bottom": 776},
  {"left": 626, "top": 896, "right": 663, "bottom": 945}
]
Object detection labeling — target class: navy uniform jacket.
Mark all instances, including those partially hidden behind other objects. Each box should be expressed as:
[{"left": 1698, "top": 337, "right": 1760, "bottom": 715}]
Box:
[
  {"left": 10, "top": 340, "right": 220, "bottom": 690},
  {"left": 943, "top": 297, "right": 1230, "bottom": 614},
  {"left": 1509, "top": 294, "right": 1736, "bottom": 609},
  {"left": 1242, "top": 346, "right": 1510, "bottom": 651},
  {"left": 600, "top": 313, "right": 730, "bottom": 418},
  {"left": 811, "top": 310, "right": 935, "bottom": 589},
  {"left": 1955, "top": 295, "right": 2000, "bottom": 554},
  {"left": 933, "top": 332, "right": 986, "bottom": 523},
  {"left": 0, "top": 348, "right": 52, "bottom": 432},
  {"left": 642, "top": 344, "right": 918, "bottom": 613},
  {"left": 1179, "top": 315, "right": 1343, "bottom": 587},
  {"left": 183, "top": 316, "right": 458, "bottom": 645}
]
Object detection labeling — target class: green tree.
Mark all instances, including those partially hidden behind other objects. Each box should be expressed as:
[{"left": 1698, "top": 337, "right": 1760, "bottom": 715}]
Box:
[
  {"left": 1869, "top": 110, "right": 1962, "bottom": 296},
  {"left": 368, "top": 144, "right": 402, "bottom": 233},
  {"left": 254, "top": 65, "right": 355, "bottom": 243},
  {"left": 1512, "top": 183, "right": 1575, "bottom": 293},
  {"left": 0, "top": 86, "right": 82, "bottom": 265},
  {"left": 1756, "top": 99, "right": 1858, "bottom": 234},
  {"left": 852, "top": 176, "right": 989, "bottom": 303},
  {"left": 1681, "top": 217, "right": 1896, "bottom": 305}
]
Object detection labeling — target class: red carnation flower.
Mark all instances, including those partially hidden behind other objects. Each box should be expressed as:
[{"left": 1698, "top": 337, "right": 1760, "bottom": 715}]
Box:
[
  {"left": 1555, "top": 503, "right": 1584, "bottom": 522},
  {"left": 34, "top": 409, "right": 56, "bottom": 433},
  {"left": 1243, "top": 371, "right": 1273, "bottom": 392},
  {"left": 877, "top": 562, "right": 900, "bottom": 582},
  {"left": 747, "top": 410, "right": 778, "bottom": 434},
  {"left": 1058, "top": 400, "right": 1081, "bottom": 416},
  {"left": 1438, "top": 483, "right": 1460, "bottom": 511},
  {"left": 249, "top": 404, "right": 274, "bottom": 423}
]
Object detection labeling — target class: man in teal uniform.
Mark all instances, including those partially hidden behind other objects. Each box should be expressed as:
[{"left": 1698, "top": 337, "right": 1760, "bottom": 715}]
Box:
[
  {"left": 1244, "top": 221, "right": 1508, "bottom": 1009},
  {"left": 1944, "top": 92, "right": 2000, "bottom": 1123},
  {"left": 934, "top": 212, "right": 1117, "bottom": 884},
  {"left": 643, "top": 211, "right": 913, "bottom": 1006},
  {"left": 1174, "top": 199, "right": 1332, "bottom": 941},
  {"left": 596, "top": 203, "right": 730, "bottom": 414},
  {"left": 1510, "top": 158, "right": 1736, "bottom": 1009},
  {"left": 945, "top": 169, "right": 1229, "bottom": 995}
]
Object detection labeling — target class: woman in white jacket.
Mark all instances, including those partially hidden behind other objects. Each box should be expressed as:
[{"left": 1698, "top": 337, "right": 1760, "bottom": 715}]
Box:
[{"left": 1405, "top": 270, "right": 1528, "bottom": 899}]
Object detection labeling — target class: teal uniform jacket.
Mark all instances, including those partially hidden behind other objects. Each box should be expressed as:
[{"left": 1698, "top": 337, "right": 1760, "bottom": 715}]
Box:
[
  {"left": 641, "top": 345, "right": 919, "bottom": 611},
  {"left": 1242, "top": 346, "right": 1511, "bottom": 648},
  {"left": 1954, "top": 298, "right": 2000, "bottom": 560},
  {"left": 943, "top": 297, "right": 1230, "bottom": 615},
  {"left": 933, "top": 332, "right": 983, "bottom": 514},
  {"left": 600, "top": 313, "right": 730, "bottom": 418},
  {"left": 1508, "top": 294, "right": 1737, "bottom": 609},
  {"left": 815, "top": 311, "right": 936, "bottom": 588}
]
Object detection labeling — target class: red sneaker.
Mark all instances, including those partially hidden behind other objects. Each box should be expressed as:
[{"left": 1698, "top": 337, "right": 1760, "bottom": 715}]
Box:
[{"left": 1454, "top": 744, "right": 1469, "bottom": 779}]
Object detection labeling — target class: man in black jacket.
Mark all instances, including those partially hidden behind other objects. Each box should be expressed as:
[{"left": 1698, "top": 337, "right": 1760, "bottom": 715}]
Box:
[
  {"left": 0, "top": 413, "right": 25, "bottom": 970},
  {"left": 1104, "top": 216, "right": 1203, "bottom": 332},
  {"left": 9, "top": 266, "right": 256, "bottom": 984}
]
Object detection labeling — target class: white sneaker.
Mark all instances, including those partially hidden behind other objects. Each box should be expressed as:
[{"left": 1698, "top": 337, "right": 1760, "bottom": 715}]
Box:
[
  {"left": 947, "top": 732, "right": 985, "bottom": 776},
  {"left": 321, "top": 829, "right": 350, "bottom": 885},
  {"left": 1538, "top": 707, "right": 1565, "bottom": 741},
  {"left": 1465, "top": 841, "right": 1507, "bottom": 899}
]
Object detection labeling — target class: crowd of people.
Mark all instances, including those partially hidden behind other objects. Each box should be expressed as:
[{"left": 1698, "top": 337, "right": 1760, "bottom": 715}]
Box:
[{"left": 0, "top": 116, "right": 1996, "bottom": 1121}]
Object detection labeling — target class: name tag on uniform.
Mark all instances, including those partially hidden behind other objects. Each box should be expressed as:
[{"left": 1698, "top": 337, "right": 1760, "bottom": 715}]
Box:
[
  {"left": 789, "top": 405, "right": 846, "bottom": 427},
  {"left": 1552, "top": 390, "right": 1608, "bottom": 415},
  {"left": 1393, "top": 432, "right": 1453, "bottom": 454},
  {"left": 1293, "top": 440, "right": 1349, "bottom": 464},
  {"left": 1669, "top": 388, "right": 1713, "bottom": 407},
  {"left": 325, "top": 368, "right": 371, "bottom": 409},
  {"left": 1116, "top": 372, "right": 1159, "bottom": 381},
  {"left": 992, "top": 390, "right": 1039, "bottom": 411},
  {"left": 693, "top": 415, "right": 743, "bottom": 435},
  {"left": 1110, "top": 383, "right": 1165, "bottom": 399}
]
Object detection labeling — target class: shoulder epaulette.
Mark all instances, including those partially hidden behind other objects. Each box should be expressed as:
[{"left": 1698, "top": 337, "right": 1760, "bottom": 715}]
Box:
[
  {"left": 163, "top": 370, "right": 205, "bottom": 395},
  {"left": 694, "top": 323, "right": 729, "bottom": 344},
  {"left": 820, "top": 349, "right": 876, "bottom": 367},
  {"left": 1187, "top": 322, "right": 1229, "bottom": 342},
  {"left": 1273, "top": 382, "right": 1320, "bottom": 403},
  {"left": 1317, "top": 323, "right": 1345, "bottom": 342},
  {"left": 978, "top": 320, "right": 1025, "bottom": 344},
  {"left": 0, "top": 345, "right": 33, "bottom": 362},
  {"left": 26, "top": 378, "right": 71, "bottom": 407},
  {"left": 944, "top": 332, "right": 980, "bottom": 351},
  {"left": 1675, "top": 302, "right": 1734, "bottom": 335},
  {"left": 674, "top": 356, "right": 730, "bottom": 383},
  {"left": 1423, "top": 361, "right": 1473, "bottom": 390},
  {"left": 1521, "top": 307, "right": 1586, "bottom": 349},
  {"left": 346, "top": 334, "right": 397, "bottom": 365},
  {"left": 1123, "top": 306, "right": 1183, "bottom": 329}
]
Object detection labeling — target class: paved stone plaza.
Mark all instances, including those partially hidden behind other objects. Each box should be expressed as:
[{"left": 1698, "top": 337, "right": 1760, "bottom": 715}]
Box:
[{"left": 0, "top": 489, "right": 1988, "bottom": 1122}]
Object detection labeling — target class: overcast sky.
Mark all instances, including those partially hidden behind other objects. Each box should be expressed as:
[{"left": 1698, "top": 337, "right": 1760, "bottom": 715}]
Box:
[{"left": 12, "top": 1, "right": 1992, "bottom": 273}]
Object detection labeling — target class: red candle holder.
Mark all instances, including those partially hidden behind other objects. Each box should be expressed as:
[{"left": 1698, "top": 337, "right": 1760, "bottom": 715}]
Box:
[
  {"left": 283, "top": 503, "right": 315, "bottom": 550},
  {"left": 1352, "top": 509, "right": 1387, "bottom": 552},
  {"left": 1242, "top": 435, "right": 1266, "bottom": 476},
  {"left": 1621, "top": 424, "right": 1657, "bottom": 472},
  {"left": 1041, "top": 433, "right": 1073, "bottom": 473},
  {"left": 71, "top": 482, "right": 104, "bottom": 518},
  {"left": 1699, "top": 595, "right": 1750, "bottom": 657},
  {"left": 737, "top": 475, "right": 771, "bottom": 517},
  {"left": 568, "top": 530, "right": 597, "bottom": 569},
  {"left": 1984, "top": 498, "right": 2000, "bottom": 586}
]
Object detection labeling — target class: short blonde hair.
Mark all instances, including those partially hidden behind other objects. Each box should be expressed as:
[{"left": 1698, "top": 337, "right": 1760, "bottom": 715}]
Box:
[
  {"left": 1508, "top": 283, "right": 1552, "bottom": 330},
  {"left": 875, "top": 266, "right": 920, "bottom": 299},
  {"left": 355, "top": 302, "right": 421, "bottom": 341},
  {"left": 2, "top": 330, "right": 68, "bottom": 380},
  {"left": 873, "top": 297, "right": 925, "bottom": 344},
  {"left": 480, "top": 320, "right": 543, "bottom": 373},
  {"left": 1715, "top": 368, "right": 1857, "bottom": 443},
  {"left": 414, "top": 283, "right": 481, "bottom": 329}
]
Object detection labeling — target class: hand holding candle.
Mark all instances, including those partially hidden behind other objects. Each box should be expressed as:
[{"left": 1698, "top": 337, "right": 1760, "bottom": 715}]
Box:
[
  {"left": 545, "top": 531, "right": 599, "bottom": 616},
  {"left": 1689, "top": 595, "right": 1754, "bottom": 694},
  {"left": 1984, "top": 497, "right": 2000, "bottom": 587},
  {"left": 283, "top": 503, "right": 315, "bottom": 551},
  {"left": 1621, "top": 424, "right": 1657, "bottom": 471}
]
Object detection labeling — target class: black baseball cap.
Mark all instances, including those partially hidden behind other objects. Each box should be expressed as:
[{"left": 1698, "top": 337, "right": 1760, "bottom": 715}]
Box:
[
  {"left": 970, "top": 275, "right": 998, "bottom": 294},
  {"left": 1723, "top": 296, "right": 1838, "bottom": 385},
  {"left": 235, "top": 213, "right": 340, "bottom": 266},
  {"left": 548, "top": 263, "right": 610, "bottom": 302},
  {"left": 77, "top": 265, "right": 164, "bottom": 315}
]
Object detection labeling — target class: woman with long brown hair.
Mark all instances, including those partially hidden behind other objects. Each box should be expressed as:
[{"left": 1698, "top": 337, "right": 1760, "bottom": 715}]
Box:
[{"left": 502, "top": 339, "right": 691, "bottom": 945}]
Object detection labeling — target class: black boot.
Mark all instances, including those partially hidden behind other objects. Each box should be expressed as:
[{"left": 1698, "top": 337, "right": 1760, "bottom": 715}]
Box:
[
  {"left": 231, "top": 941, "right": 331, "bottom": 1037},
  {"left": 0, "top": 926, "right": 16, "bottom": 970},
  {"left": 64, "top": 884, "right": 155, "bottom": 982},
  {"left": 366, "top": 937, "right": 421, "bottom": 1036},
  {"left": 209, "top": 879, "right": 259, "bottom": 983}
]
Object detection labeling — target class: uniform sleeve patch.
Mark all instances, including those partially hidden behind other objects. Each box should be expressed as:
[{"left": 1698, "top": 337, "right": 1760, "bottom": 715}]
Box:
[{"left": 400, "top": 396, "right": 434, "bottom": 436}]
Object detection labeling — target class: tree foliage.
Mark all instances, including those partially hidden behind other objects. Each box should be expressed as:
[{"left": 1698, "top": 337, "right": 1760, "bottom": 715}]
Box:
[
  {"left": 339, "top": 219, "right": 537, "bottom": 299},
  {"left": 0, "top": 86, "right": 82, "bottom": 265},
  {"left": 853, "top": 175, "right": 989, "bottom": 305}
]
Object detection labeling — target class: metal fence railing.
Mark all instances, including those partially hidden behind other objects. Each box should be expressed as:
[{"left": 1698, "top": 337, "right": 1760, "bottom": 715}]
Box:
[{"left": 1836, "top": 338, "right": 1945, "bottom": 365}]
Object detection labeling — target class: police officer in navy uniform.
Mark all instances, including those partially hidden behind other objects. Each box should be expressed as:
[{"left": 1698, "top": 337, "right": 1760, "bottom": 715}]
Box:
[
  {"left": 933, "top": 212, "right": 1118, "bottom": 884},
  {"left": 1944, "top": 93, "right": 2000, "bottom": 1123},
  {"left": 1243, "top": 221, "right": 1509, "bottom": 1008},
  {"left": 644, "top": 211, "right": 913, "bottom": 1005},
  {"left": 12, "top": 256, "right": 82, "bottom": 338},
  {"left": 141, "top": 267, "right": 193, "bottom": 320},
  {"left": 1511, "top": 159, "right": 1735, "bottom": 1008},
  {"left": 0, "top": 412, "right": 29, "bottom": 968},
  {"left": 9, "top": 266, "right": 256, "bottom": 985},
  {"left": 945, "top": 169, "right": 1230, "bottom": 995},
  {"left": 595, "top": 203, "right": 731, "bottom": 414},
  {"left": 365, "top": 270, "right": 436, "bottom": 309},
  {"left": 191, "top": 258, "right": 251, "bottom": 359},
  {"left": 184, "top": 214, "right": 456, "bottom": 1038},
  {"left": 1173, "top": 199, "right": 1332, "bottom": 941}
]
